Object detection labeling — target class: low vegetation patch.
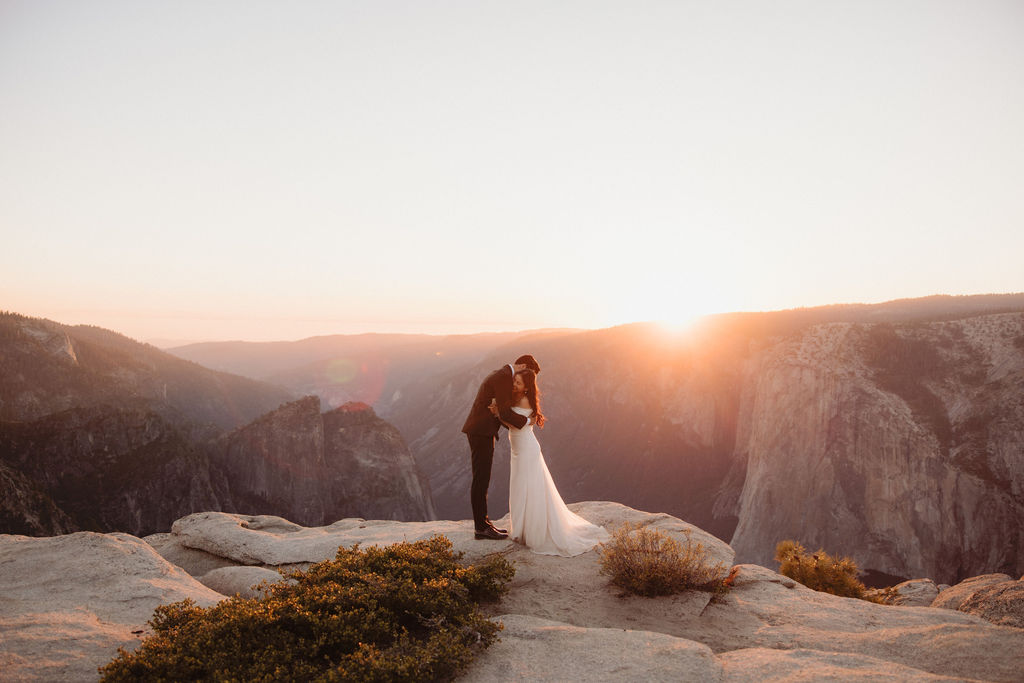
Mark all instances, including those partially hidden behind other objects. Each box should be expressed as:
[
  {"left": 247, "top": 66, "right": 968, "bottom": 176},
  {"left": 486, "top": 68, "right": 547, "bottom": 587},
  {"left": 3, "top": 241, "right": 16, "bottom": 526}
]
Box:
[
  {"left": 775, "top": 540, "right": 882, "bottom": 603},
  {"left": 99, "top": 535, "right": 514, "bottom": 682},
  {"left": 598, "top": 523, "right": 727, "bottom": 597}
]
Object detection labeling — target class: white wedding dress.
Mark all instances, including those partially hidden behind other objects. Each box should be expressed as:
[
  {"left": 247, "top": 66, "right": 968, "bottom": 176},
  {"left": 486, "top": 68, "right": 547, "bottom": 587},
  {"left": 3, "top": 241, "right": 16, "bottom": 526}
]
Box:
[{"left": 507, "top": 406, "right": 610, "bottom": 557}]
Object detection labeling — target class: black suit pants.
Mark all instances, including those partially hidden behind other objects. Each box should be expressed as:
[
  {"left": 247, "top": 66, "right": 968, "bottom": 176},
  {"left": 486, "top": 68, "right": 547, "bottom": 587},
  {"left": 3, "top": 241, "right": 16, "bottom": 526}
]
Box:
[{"left": 467, "top": 433, "right": 497, "bottom": 531}]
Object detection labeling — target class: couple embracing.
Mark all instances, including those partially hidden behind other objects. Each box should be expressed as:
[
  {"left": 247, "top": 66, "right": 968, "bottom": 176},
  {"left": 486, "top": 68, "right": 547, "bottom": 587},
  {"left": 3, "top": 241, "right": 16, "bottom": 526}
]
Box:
[{"left": 461, "top": 355, "right": 609, "bottom": 557}]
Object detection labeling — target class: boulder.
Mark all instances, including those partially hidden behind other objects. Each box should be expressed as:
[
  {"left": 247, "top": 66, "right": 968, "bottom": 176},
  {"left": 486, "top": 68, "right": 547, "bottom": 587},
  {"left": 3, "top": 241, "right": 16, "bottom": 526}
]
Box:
[
  {"left": 143, "top": 532, "right": 238, "bottom": 577},
  {"left": 932, "top": 573, "right": 1014, "bottom": 610},
  {"left": 958, "top": 579, "right": 1024, "bottom": 629},
  {"left": 0, "top": 532, "right": 223, "bottom": 682},
  {"left": 197, "top": 566, "right": 293, "bottom": 598}
]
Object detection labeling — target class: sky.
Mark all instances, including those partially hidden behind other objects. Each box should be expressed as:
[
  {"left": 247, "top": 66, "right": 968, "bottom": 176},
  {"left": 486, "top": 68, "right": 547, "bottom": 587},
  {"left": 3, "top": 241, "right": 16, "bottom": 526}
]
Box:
[{"left": 2, "top": 1, "right": 1022, "bottom": 344}]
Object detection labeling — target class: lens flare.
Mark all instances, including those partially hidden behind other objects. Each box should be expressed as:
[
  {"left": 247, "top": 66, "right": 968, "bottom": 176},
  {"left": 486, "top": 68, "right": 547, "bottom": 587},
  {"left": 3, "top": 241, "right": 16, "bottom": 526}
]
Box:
[
  {"left": 317, "top": 354, "right": 388, "bottom": 408},
  {"left": 325, "top": 358, "right": 358, "bottom": 384}
]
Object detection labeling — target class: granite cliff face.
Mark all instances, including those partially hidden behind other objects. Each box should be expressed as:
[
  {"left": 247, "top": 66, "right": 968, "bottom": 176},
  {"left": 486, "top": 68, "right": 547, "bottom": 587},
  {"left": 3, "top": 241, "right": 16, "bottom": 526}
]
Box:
[
  {"left": 215, "top": 397, "right": 435, "bottom": 525},
  {"left": 726, "top": 314, "right": 1024, "bottom": 583}
]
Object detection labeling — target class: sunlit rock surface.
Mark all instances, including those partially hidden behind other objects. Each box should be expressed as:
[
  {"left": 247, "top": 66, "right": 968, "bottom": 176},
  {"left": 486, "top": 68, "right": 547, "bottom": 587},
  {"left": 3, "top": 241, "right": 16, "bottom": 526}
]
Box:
[
  {"left": 3, "top": 504, "right": 1022, "bottom": 682},
  {"left": 0, "top": 532, "right": 223, "bottom": 682}
]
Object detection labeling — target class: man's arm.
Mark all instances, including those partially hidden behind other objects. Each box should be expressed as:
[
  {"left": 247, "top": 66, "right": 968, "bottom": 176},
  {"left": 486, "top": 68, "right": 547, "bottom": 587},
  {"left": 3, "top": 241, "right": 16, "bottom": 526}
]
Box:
[{"left": 497, "top": 403, "right": 528, "bottom": 429}]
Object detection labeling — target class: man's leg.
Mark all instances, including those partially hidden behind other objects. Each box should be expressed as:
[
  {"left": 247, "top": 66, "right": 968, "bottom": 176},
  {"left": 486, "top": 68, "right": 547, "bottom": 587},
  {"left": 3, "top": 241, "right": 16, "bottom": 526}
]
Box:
[{"left": 467, "top": 433, "right": 496, "bottom": 531}]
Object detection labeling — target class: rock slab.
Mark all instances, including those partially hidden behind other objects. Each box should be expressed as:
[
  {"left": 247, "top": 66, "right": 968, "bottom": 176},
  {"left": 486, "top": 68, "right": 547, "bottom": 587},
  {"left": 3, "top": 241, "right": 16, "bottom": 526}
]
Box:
[
  {"left": 0, "top": 532, "right": 223, "bottom": 682},
  {"left": 463, "top": 614, "right": 723, "bottom": 682}
]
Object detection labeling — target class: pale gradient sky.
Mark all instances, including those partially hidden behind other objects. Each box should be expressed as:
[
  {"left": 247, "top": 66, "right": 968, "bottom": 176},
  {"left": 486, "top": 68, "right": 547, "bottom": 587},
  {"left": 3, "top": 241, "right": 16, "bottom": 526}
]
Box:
[{"left": 2, "top": 1, "right": 1022, "bottom": 343}]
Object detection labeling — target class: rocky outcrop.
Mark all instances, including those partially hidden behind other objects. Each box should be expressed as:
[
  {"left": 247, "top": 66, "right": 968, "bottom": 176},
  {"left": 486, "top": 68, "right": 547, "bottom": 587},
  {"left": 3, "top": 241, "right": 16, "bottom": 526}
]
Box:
[
  {"left": 213, "top": 398, "right": 435, "bottom": 525},
  {"left": 0, "top": 531, "right": 223, "bottom": 682},
  {"left": 322, "top": 402, "right": 436, "bottom": 521},
  {"left": 867, "top": 578, "right": 939, "bottom": 606},
  {"left": 958, "top": 579, "right": 1024, "bottom": 629},
  {"left": 933, "top": 573, "right": 1016, "bottom": 610},
  {"left": 859, "top": 572, "right": 1024, "bottom": 630},
  {"left": 4, "top": 504, "right": 1023, "bottom": 682},
  {"left": 150, "top": 502, "right": 1024, "bottom": 683},
  {"left": 213, "top": 396, "right": 328, "bottom": 525}
]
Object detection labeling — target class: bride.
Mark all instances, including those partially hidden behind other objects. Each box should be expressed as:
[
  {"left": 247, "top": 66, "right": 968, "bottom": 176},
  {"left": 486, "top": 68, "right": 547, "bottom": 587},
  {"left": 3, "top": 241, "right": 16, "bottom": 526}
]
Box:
[{"left": 491, "top": 369, "right": 610, "bottom": 557}]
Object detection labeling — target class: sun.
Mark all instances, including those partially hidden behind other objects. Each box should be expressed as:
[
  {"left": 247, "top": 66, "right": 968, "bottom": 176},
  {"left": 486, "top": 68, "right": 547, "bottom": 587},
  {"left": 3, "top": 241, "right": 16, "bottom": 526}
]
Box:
[{"left": 655, "top": 314, "right": 702, "bottom": 336}]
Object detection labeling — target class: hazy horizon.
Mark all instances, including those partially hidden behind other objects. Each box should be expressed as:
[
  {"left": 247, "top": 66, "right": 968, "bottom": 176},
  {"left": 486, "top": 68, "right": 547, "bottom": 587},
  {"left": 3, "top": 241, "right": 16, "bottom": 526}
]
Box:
[
  {"left": 3, "top": 2, "right": 1022, "bottom": 343},
  {"left": 9, "top": 289, "right": 1024, "bottom": 349}
]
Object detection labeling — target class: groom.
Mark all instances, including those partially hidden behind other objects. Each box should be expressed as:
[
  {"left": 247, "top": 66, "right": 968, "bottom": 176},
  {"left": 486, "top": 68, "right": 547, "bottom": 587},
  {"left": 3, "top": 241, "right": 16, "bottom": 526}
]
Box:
[{"left": 462, "top": 354, "right": 541, "bottom": 540}]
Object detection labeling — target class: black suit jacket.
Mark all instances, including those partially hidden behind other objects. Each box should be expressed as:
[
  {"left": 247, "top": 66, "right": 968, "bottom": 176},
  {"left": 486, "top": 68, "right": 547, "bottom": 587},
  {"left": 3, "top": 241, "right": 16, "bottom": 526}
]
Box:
[{"left": 461, "top": 365, "right": 529, "bottom": 436}]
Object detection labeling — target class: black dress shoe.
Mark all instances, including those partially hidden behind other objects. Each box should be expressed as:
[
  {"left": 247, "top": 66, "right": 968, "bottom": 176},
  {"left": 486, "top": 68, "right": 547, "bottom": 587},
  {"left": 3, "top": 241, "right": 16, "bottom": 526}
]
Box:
[
  {"left": 474, "top": 526, "right": 508, "bottom": 540},
  {"left": 485, "top": 518, "right": 508, "bottom": 534}
]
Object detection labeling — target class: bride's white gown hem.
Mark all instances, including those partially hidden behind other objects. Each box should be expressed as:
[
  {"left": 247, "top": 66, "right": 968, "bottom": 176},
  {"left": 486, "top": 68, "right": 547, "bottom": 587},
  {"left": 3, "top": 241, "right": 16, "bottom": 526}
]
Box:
[{"left": 507, "top": 406, "right": 610, "bottom": 557}]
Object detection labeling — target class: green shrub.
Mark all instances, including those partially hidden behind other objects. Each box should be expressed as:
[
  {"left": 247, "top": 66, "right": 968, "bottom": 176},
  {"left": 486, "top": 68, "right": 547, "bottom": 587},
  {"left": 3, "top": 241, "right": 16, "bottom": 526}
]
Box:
[
  {"left": 597, "top": 523, "right": 726, "bottom": 597},
  {"left": 99, "top": 535, "right": 515, "bottom": 682},
  {"left": 775, "top": 540, "right": 881, "bottom": 603}
]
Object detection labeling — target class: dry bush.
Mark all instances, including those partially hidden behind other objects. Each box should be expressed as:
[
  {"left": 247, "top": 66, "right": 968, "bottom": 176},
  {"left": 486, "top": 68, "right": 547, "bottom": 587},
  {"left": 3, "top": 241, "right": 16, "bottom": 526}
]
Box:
[
  {"left": 598, "top": 523, "right": 726, "bottom": 597},
  {"left": 775, "top": 539, "right": 881, "bottom": 603}
]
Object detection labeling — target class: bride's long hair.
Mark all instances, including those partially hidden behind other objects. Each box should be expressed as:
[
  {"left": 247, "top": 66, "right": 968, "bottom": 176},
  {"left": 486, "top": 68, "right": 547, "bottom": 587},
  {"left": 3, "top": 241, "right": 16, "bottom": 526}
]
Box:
[{"left": 515, "top": 369, "right": 545, "bottom": 427}]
